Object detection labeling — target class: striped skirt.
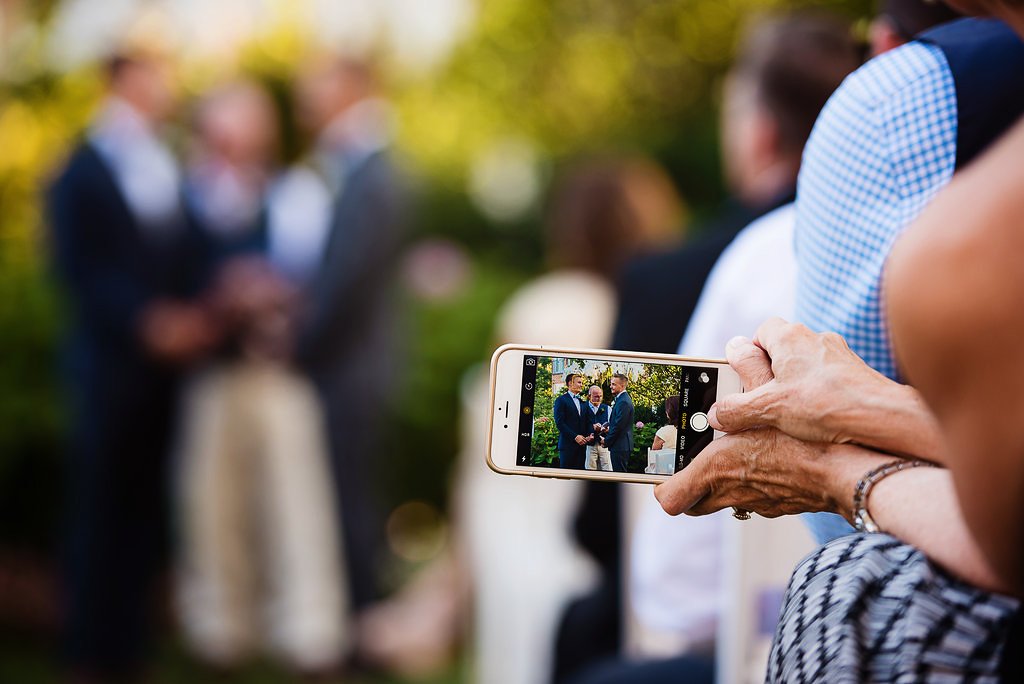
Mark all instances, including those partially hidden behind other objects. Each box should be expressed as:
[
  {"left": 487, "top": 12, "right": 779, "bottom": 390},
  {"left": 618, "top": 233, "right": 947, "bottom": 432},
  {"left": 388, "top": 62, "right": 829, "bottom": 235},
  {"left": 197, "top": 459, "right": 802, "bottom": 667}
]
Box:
[{"left": 767, "top": 533, "right": 1019, "bottom": 683}]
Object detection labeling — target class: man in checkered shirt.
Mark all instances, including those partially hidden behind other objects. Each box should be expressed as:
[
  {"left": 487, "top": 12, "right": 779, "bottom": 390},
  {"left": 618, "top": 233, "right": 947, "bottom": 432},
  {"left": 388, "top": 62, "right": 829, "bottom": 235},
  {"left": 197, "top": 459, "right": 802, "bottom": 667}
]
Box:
[{"left": 794, "top": 17, "right": 1024, "bottom": 544}]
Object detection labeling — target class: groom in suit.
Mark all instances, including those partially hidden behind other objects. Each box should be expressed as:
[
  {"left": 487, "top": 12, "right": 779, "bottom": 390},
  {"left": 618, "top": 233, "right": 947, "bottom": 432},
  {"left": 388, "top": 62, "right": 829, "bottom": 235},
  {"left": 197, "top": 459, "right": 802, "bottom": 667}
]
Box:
[
  {"left": 603, "top": 373, "right": 634, "bottom": 472},
  {"left": 47, "top": 48, "right": 216, "bottom": 677},
  {"left": 553, "top": 373, "right": 589, "bottom": 469}
]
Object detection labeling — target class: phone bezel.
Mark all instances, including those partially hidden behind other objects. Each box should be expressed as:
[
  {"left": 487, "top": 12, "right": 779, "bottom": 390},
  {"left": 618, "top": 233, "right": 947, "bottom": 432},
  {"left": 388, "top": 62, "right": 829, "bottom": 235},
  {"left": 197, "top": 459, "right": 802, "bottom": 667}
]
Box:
[{"left": 486, "top": 343, "right": 743, "bottom": 484}]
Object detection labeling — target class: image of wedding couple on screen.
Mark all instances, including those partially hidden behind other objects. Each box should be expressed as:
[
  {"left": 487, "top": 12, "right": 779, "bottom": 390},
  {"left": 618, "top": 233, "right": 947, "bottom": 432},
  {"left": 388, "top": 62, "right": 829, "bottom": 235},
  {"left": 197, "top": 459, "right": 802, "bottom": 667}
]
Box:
[
  {"left": 554, "top": 372, "right": 635, "bottom": 472},
  {"left": 531, "top": 358, "right": 681, "bottom": 473}
]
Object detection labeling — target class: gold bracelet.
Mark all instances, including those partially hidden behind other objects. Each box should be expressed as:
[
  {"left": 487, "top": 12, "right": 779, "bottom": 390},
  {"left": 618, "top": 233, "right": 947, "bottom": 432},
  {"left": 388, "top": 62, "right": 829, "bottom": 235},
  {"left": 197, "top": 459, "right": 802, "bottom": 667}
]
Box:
[{"left": 852, "top": 458, "right": 937, "bottom": 533}]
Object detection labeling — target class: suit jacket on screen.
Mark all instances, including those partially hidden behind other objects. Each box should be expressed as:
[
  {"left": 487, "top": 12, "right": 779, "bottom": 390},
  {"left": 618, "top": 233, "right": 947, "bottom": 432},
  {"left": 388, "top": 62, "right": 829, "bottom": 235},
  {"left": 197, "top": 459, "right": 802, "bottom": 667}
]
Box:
[
  {"left": 603, "top": 392, "right": 634, "bottom": 453},
  {"left": 554, "top": 391, "right": 587, "bottom": 452}
]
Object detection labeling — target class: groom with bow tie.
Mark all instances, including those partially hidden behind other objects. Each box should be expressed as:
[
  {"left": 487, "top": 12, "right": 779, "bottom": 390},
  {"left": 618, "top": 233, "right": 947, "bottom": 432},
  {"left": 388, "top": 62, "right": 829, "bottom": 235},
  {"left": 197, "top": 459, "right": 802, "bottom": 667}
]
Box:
[{"left": 553, "top": 373, "right": 590, "bottom": 469}]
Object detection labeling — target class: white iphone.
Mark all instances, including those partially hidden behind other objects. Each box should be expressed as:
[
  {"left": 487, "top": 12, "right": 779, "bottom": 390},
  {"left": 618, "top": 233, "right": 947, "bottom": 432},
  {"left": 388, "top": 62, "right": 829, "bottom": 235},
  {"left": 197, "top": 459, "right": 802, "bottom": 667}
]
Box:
[{"left": 487, "top": 344, "right": 744, "bottom": 484}]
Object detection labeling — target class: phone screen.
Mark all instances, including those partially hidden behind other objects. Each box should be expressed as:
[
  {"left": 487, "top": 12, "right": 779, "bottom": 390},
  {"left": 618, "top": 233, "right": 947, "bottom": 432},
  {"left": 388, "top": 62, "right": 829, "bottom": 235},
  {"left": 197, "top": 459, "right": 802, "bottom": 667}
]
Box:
[{"left": 517, "top": 355, "right": 720, "bottom": 475}]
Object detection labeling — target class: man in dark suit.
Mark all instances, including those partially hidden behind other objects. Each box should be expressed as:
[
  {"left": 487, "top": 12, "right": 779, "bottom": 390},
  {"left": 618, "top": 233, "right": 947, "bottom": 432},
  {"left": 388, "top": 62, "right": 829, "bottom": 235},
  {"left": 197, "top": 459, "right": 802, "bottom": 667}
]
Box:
[
  {"left": 603, "top": 374, "right": 635, "bottom": 473},
  {"left": 584, "top": 385, "right": 613, "bottom": 471},
  {"left": 47, "top": 49, "right": 214, "bottom": 679},
  {"left": 553, "top": 373, "right": 589, "bottom": 469},
  {"left": 293, "top": 57, "right": 409, "bottom": 612}
]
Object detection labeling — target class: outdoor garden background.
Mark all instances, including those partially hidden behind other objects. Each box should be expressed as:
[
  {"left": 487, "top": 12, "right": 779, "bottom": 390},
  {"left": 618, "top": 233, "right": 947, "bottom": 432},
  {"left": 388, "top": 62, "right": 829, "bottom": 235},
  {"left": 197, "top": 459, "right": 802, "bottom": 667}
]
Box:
[{"left": 0, "top": 0, "right": 870, "bottom": 681}]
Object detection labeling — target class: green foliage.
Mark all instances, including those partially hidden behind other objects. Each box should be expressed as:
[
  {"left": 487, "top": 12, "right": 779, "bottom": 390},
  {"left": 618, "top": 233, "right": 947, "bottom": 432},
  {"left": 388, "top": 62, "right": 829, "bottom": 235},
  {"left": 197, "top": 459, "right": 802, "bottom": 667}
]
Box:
[
  {"left": 0, "top": 0, "right": 874, "bottom": 551},
  {"left": 533, "top": 358, "right": 554, "bottom": 417},
  {"left": 385, "top": 261, "right": 527, "bottom": 508},
  {"left": 629, "top": 422, "right": 663, "bottom": 472},
  {"left": 530, "top": 417, "right": 560, "bottom": 466}
]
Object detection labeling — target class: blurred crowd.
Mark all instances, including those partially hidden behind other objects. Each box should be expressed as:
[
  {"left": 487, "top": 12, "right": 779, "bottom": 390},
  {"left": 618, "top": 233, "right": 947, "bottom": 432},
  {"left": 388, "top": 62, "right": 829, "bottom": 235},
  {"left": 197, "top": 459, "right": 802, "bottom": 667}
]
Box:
[
  {"left": 20, "top": 0, "right": 1024, "bottom": 682},
  {"left": 47, "top": 33, "right": 408, "bottom": 680}
]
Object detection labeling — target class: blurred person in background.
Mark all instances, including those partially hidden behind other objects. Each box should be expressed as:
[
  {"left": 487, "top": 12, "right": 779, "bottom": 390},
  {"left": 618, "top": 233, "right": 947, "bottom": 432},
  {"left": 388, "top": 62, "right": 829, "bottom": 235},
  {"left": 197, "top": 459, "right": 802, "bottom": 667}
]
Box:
[
  {"left": 291, "top": 55, "right": 410, "bottom": 617},
  {"left": 557, "top": 13, "right": 862, "bottom": 684},
  {"left": 355, "top": 157, "right": 684, "bottom": 684},
  {"left": 652, "top": 2, "right": 1024, "bottom": 680},
  {"left": 868, "top": 0, "right": 961, "bottom": 57},
  {"left": 458, "top": 157, "right": 685, "bottom": 684},
  {"left": 46, "top": 43, "right": 215, "bottom": 682},
  {"left": 174, "top": 80, "right": 347, "bottom": 674},
  {"left": 675, "top": 0, "right": 955, "bottom": 363}
]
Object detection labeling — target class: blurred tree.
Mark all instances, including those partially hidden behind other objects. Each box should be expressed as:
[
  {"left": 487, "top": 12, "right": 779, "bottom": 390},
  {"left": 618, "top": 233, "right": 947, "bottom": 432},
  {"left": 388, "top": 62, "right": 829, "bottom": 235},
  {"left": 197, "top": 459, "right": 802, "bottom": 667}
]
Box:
[{"left": 0, "top": 0, "right": 873, "bottom": 550}]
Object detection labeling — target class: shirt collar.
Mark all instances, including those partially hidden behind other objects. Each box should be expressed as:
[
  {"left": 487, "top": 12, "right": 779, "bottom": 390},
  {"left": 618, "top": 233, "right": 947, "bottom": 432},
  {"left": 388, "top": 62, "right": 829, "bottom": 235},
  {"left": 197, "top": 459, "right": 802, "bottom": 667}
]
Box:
[
  {"left": 318, "top": 98, "right": 393, "bottom": 166},
  {"left": 90, "top": 97, "right": 157, "bottom": 153}
]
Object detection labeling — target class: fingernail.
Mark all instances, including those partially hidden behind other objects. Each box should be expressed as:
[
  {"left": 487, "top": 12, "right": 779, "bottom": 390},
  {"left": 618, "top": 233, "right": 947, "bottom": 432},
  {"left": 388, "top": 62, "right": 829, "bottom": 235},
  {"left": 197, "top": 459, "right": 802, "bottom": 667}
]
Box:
[
  {"left": 726, "top": 336, "right": 749, "bottom": 349},
  {"left": 707, "top": 404, "right": 721, "bottom": 428}
]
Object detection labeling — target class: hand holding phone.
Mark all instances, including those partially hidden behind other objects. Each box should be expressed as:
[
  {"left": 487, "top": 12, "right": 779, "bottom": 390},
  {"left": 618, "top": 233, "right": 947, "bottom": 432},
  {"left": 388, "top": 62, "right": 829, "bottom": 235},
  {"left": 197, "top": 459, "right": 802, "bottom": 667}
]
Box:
[{"left": 487, "top": 344, "right": 743, "bottom": 483}]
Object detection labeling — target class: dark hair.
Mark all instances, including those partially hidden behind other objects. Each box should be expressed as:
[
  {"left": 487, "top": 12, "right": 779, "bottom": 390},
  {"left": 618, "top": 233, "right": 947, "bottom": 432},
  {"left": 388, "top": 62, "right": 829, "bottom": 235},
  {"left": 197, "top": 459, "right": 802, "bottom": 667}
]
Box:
[
  {"left": 664, "top": 395, "right": 680, "bottom": 424},
  {"left": 565, "top": 373, "right": 581, "bottom": 385},
  {"left": 104, "top": 54, "right": 137, "bottom": 82},
  {"left": 546, "top": 157, "right": 685, "bottom": 279},
  {"left": 880, "top": 0, "right": 961, "bottom": 41},
  {"left": 733, "top": 13, "right": 863, "bottom": 156},
  {"left": 612, "top": 373, "right": 628, "bottom": 384}
]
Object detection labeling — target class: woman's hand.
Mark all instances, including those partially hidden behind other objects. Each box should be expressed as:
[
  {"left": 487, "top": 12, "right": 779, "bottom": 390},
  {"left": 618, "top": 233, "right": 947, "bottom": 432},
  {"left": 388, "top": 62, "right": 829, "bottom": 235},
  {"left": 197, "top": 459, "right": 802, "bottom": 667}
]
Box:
[
  {"left": 653, "top": 428, "right": 890, "bottom": 520},
  {"left": 709, "top": 318, "right": 945, "bottom": 462}
]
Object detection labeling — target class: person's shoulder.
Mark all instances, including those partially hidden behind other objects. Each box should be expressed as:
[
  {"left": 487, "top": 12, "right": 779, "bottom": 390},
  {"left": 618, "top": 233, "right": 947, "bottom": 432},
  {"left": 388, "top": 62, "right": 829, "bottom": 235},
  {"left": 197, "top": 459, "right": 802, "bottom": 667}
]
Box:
[
  {"left": 48, "top": 140, "right": 104, "bottom": 195},
  {"left": 715, "top": 204, "right": 796, "bottom": 274},
  {"left": 840, "top": 41, "right": 948, "bottom": 111}
]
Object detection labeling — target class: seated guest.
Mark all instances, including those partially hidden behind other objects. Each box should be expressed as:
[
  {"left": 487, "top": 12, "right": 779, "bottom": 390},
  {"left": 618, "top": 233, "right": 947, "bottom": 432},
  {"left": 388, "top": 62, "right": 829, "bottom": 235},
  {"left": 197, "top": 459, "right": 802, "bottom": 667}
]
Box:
[
  {"left": 650, "top": 395, "right": 680, "bottom": 452},
  {"left": 792, "top": 12, "right": 1024, "bottom": 543},
  {"left": 453, "top": 157, "right": 685, "bottom": 684},
  {"left": 570, "top": 14, "right": 862, "bottom": 684},
  {"left": 647, "top": 395, "right": 680, "bottom": 476},
  {"left": 654, "top": 317, "right": 1021, "bottom": 681}
]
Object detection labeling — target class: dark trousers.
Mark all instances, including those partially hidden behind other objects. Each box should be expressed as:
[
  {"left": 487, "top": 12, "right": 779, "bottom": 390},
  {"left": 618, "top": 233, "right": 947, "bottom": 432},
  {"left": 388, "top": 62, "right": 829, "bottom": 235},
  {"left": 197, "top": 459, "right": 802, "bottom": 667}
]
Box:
[
  {"left": 559, "top": 445, "right": 586, "bottom": 469},
  {"left": 61, "top": 365, "right": 177, "bottom": 676},
  {"left": 315, "top": 370, "right": 386, "bottom": 612},
  {"left": 610, "top": 450, "right": 629, "bottom": 473}
]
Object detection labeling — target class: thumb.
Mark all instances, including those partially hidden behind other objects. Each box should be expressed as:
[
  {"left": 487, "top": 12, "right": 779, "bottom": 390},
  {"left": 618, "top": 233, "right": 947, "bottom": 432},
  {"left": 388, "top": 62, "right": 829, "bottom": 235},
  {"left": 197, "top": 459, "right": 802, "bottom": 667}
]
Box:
[
  {"left": 708, "top": 382, "right": 775, "bottom": 433},
  {"left": 725, "top": 335, "right": 774, "bottom": 391}
]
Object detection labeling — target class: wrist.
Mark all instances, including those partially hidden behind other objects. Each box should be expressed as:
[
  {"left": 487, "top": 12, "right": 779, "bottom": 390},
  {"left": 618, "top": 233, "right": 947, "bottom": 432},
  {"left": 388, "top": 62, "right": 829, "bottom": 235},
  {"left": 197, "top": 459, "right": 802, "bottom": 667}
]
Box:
[
  {"left": 852, "top": 458, "right": 938, "bottom": 533},
  {"left": 821, "top": 445, "right": 892, "bottom": 523}
]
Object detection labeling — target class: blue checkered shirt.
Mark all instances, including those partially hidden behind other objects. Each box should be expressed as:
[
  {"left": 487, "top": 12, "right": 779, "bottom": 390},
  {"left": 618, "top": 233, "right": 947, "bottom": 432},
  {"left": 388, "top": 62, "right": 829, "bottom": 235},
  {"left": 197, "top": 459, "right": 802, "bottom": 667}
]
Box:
[{"left": 794, "top": 41, "right": 958, "bottom": 543}]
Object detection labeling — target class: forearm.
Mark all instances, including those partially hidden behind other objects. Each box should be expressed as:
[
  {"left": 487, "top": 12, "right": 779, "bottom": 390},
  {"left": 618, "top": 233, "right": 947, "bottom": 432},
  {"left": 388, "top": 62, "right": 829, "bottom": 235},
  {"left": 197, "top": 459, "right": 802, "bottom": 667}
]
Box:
[
  {"left": 826, "top": 448, "right": 1009, "bottom": 594},
  {"left": 836, "top": 382, "right": 946, "bottom": 464}
]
